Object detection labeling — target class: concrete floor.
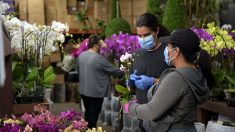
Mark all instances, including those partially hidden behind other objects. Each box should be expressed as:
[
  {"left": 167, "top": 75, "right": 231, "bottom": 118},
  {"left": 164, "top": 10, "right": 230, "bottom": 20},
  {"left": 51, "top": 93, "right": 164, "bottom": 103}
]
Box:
[{"left": 51, "top": 102, "right": 114, "bottom": 132}]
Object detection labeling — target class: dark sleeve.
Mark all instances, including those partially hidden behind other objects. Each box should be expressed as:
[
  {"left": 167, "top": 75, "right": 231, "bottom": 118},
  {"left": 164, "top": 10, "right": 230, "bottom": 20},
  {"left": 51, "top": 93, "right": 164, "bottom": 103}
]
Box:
[
  {"left": 98, "top": 55, "right": 124, "bottom": 77},
  {"left": 128, "top": 72, "right": 186, "bottom": 120}
]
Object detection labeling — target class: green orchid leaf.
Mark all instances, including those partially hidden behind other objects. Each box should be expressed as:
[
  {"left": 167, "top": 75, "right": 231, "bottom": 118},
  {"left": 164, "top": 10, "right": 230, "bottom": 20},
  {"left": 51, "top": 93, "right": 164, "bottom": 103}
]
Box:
[
  {"left": 42, "top": 66, "right": 56, "bottom": 85},
  {"left": 213, "top": 70, "right": 225, "bottom": 83},
  {"left": 26, "top": 67, "right": 38, "bottom": 81},
  {"left": 42, "top": 74, "right": 56, "bottom": 84},
  {"left": 121, "top": 98, "right": 128, "bottom": 104},
  {"left": 12, "top": 61, "right": 17, "bottom": 71},
  {"left": 115, "top": 85, "right": 129, "bottom": 94},
  {"left": 121, "top": 93, "right": 132, "bottom": 104},
  {"left": 44, "top": 66, "right": 54, "bottom": 79},
  {"left": 25, "top": 81, "right": 34, "bottom": 89},
  {"left": 12, "top": 64, "right": 23, "bottom": 81},
  {"left": 226, "top": 75, "right": 235, "bottom": 86},
  {"left": 227, "top": 89, "right": 235, "bottom": 92},
  {"left": 230, "top": 72, "right": 235, "bottom": 81}
]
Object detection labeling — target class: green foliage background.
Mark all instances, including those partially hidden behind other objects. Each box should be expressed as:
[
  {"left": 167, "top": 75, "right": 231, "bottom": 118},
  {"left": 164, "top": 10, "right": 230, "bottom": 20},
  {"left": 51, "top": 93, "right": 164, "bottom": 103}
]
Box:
[
  {"left": 111, "top": 0, "right": 121, "bottom": 19},
  {"left": 147, "top": 0, "right": 163, "bottom": 23},
  {"left": 162, "top": 0, "right": 187, "bottom": 32},
  {"left": 105, "top": 18, "right": 131, "bottom": 37}
]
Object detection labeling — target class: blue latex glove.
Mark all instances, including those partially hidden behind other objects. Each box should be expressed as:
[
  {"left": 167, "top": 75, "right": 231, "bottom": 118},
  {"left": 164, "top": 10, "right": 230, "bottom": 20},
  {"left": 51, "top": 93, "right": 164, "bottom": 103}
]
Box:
[
  {"left": 130, "top": 70, "right": 140, "bottom": 81},
  {"left": 128, "top": 72, "right": 141, "bottom": 88},
  {"left": 130, "top": 74, "right": 139, "bottom": 81},
  {"left": 135, "top": 75, "right": 154, "bottom": 90},
  {"left": 126, "top": 79, "right": 137, "bottom": 88}
]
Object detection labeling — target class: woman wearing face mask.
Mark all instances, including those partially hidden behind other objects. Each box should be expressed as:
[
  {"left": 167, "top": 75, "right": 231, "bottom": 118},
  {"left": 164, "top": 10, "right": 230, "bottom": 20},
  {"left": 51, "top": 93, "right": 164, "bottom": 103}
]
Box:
[
  {"left": 124, "top": 29, "right": 214, "bottom": 132},
  {"left": 127, "top": 13, "right": 170, "bottom": 131}
]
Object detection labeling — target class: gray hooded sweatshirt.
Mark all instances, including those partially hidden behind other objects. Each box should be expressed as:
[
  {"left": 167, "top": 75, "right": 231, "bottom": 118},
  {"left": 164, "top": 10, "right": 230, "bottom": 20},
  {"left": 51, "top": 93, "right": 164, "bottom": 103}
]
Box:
[{"left": 129, "top": 67, "right": 209, "bottom": 132}]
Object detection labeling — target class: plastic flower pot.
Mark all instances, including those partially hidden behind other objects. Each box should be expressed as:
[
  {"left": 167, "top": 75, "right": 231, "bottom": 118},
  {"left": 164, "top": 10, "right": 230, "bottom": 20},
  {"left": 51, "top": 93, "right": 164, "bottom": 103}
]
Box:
[{"left": 123, "top": 112, "right": 131, "bottom": 128}]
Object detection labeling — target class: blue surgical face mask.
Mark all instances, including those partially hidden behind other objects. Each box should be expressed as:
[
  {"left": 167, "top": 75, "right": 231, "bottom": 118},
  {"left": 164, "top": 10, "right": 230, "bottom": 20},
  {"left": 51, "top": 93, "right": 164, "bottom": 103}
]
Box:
[
  {"left": 164, "top": 47, "right": 176, "bottom": 66},
  {"left": 138, "top": 35, "right": 155, "bottom": 50}
]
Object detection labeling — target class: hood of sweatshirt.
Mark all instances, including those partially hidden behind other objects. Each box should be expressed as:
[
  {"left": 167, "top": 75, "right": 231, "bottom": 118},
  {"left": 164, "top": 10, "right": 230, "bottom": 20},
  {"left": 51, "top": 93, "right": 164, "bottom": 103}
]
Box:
[{"left": 175, "top": 67, "right": 210, "bottom": 104}]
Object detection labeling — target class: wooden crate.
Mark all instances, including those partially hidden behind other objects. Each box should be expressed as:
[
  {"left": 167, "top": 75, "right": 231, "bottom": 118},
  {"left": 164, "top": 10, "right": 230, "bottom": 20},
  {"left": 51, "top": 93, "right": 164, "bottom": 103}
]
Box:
[
  {"left": 50, "top": 52, "right": 61, "bottom": 63},
  {"left": 28, "top": 0, "right": 45, "bottom": 25},
  {"left": 94, "top": 0, "right": 108, "bottom": 17},
  {"left": 18, "top": 0, "right": 28, "bottom": 21},
  {"left": 133, "top": 0, "right": 147, "bottom": 16},
  {"left": 120, "top": 0, "right": 132, "bottom": 16},
  {"left": 42, "top": 55, "right": 50, "bottom": 68}
]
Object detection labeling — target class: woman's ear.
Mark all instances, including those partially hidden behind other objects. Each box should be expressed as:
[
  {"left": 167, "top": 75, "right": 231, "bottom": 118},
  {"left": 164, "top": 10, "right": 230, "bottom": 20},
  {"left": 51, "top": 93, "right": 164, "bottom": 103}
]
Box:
[
  {"left": 175, "top": 47, "right": 180, "bottom": 57},
  {"left": 153, "top": 27, "right": 160, "bottom": 41},
  {"left": 156, "top": 27, "right": 160, "bottom": 36}
]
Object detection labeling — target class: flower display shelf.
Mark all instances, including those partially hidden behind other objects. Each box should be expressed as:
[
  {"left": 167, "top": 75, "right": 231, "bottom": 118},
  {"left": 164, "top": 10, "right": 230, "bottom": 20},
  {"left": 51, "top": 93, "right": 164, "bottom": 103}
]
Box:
[
  {"left": 69, "top": 28, "right": 102, "bottom": 34},
  {"left": 197, "top": 100, "right": 235, "bottom": 124},
  {"left": 13, "top": 103, "right": 50, "bottom": 115}
]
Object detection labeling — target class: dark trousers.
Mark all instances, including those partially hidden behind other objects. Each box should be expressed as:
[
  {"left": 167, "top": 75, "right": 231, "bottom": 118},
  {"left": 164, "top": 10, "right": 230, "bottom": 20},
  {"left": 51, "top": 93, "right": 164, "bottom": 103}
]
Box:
[{"left": 81, "top": 95, "right": 104, "bottom": 129}]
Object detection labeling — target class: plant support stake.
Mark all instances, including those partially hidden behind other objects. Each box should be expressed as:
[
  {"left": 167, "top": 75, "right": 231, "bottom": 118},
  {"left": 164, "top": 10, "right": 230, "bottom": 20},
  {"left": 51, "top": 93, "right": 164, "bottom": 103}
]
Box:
[{"left": 0, "top": 20, "right": 5, "bottom": 87}]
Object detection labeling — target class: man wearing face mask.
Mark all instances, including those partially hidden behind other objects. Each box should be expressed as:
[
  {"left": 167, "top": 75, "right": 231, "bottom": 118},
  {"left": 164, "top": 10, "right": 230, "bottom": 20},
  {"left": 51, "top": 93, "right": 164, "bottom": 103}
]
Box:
[
  {"left": 127, "top": 13, "right": 170, "bottom": 131},
  {"left": 77, "top": 35, "right": 124, "bottom": 129}
]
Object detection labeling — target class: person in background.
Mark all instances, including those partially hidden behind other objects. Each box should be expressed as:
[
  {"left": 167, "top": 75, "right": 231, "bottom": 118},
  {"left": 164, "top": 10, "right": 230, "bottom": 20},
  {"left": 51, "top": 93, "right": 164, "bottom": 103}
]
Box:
[
  {"left": 77, "top": 35, "right": 124, "bottom": 129},
  {"left": 125, "top": 29, "right": 214, "bottom": 132},
  {"left": 128, "top": 12, "right": 170, "bottom": 131}
]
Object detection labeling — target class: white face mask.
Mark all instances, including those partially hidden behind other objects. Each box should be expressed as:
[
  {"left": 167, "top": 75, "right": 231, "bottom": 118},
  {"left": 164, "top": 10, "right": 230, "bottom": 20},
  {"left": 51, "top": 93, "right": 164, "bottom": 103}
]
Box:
[{"left": 164, "top": 47, "right": 176, "bottom": 66}]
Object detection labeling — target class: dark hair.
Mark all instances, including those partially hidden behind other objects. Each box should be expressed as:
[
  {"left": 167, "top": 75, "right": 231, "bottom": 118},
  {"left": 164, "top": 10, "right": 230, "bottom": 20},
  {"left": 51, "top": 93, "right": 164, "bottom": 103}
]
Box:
[
  {"left": 176, "top": 47, "right": 215, "bottom": 89},
  {"left": 88, "top": 35, "right": 100, "bottom": 48},
  {"left": 136, "top": 13, "right": 170, "bottom": 38},
  {"left": 197, "top": 49, "right": 215, "bottom": 89},
  {"left": 179, "top": 48, "right": 198, "bottom": 64}
]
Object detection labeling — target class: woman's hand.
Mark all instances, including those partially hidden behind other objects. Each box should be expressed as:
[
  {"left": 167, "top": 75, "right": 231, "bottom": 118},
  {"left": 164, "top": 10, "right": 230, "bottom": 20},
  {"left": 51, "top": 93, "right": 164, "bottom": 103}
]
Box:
[{"left": 123, "top": 99, "right": 137, "bottom": 113}]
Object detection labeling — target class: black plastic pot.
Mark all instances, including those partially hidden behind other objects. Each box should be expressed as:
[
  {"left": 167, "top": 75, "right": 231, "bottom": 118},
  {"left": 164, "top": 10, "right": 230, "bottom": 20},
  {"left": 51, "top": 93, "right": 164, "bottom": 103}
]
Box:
[{"left": 14, "top": 95, "right": 44, "bottom": 104}]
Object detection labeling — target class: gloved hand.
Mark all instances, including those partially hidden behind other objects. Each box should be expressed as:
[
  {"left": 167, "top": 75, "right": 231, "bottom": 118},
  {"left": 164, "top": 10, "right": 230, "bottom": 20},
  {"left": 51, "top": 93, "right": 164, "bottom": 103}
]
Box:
[
  {"left": 135, "top": 75, "right": 154, "bottom": 90},
  {"left": 126, "top": 79, "right": 137, "bottom": 88},
  {"left": 130, "top": 74, "right": 140, "bottom": 81},
  {"left": 128, "top": 71, "right": 141, "bottom": 88},
  {"left": 123, "top": 99, "right": 137, "bottom": 113}
]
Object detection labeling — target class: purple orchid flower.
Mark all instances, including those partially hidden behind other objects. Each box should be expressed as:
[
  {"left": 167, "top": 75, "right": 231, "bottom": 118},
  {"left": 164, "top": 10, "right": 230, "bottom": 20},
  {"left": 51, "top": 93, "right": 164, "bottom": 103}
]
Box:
[
  {"left": 191, "top": 27, "right": 214, "bottom": 41},
  {"left": 100, "top": 32, "right": 140, "bottom": 61},
  {"left": 71, "top": 39, "right": 89, "bottom": 57}
]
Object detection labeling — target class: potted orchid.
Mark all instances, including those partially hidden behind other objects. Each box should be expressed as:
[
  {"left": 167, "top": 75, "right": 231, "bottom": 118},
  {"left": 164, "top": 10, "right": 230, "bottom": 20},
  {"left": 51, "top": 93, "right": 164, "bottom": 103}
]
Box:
[
  {"left": 2, "top": 15, "right": 69, "bottom": 103},
  {"left": 192, "top": 22, "right": 235, "bottom": 103},
  {"left": 0, "top": 104, "right": 86, "bottom": 131},
  {"left": 99, "top": 32, "right": 140, "bottom": 104},
  {"left": 115, "top": 52, "right": 136, "bottom": 104},
  {"left": 0, "top": 104, "right": 106, "bottom": 131}
]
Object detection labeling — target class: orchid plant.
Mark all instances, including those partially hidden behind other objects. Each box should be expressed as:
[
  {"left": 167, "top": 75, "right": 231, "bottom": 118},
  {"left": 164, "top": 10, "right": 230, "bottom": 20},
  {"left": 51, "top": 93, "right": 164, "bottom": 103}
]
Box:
[
  {"left": 0, "top": 104, "right": 105, "bottom": 131},
  {"left": 192, "top": 22, "right": 235, "bottom": 95},
  {"left": 115, "top": 52, "right": 134, "bottom": 104},
  {"left": 0, "top": 104, "right": 105, "bottom": 132},
  {"left": 99, "top": 33, "right": 140, "bottom": 104},
  {"left": 2, "top": 15, "right": 69, "bottom": 99}
]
